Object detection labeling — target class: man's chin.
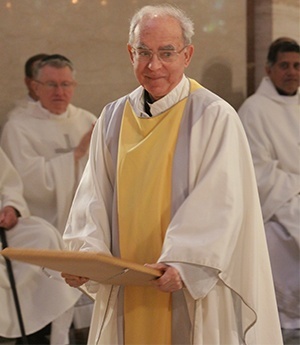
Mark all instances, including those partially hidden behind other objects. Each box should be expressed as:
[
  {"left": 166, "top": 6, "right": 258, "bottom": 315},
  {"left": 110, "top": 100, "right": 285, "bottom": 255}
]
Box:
[
  {"left": 145, "top": 86, "right": 168, "bottom": 101},
  {"left": 277, "top": 82, "right": 299, "bottom": 95},
  {"left": 50, "top": 104, "right": 68, "bottom": 115},
  {"left": 285, "top": 86, "right": 299, "bottom": 95},
  {"left": 50, "top": 108, "right": 67, "bottom": 115}
]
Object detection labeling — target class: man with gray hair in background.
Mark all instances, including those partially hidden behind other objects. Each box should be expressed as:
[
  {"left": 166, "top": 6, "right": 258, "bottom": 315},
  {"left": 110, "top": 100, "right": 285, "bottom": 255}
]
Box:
[
  {"left": 1, "top": 54, "right": 97, "bottom": 343},
  {"left": 1, "top": 54, "right": 96, "bottom": 235}
]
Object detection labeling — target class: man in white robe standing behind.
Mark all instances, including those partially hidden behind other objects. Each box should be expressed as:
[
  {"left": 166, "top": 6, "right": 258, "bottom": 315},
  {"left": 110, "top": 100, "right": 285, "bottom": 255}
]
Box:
[
  {"left": 239, "top": 37, "right": 300, "bottom": 345},
  {"left": 0, "top": 54, "right": 96, "bottom": 235},
  {"left": 0, "top": 54, "right": 97, "bottom": 336}
]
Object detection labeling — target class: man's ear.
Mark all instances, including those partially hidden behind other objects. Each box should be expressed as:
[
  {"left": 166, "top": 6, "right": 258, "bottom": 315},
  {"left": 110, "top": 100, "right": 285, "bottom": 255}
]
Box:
[
  {"left": 31, "top": 79, "right": 40, "bottom": 96},
  {"left": 25, "top": 77, "right": 31, "bottom": 90},
  {"left": 184, "top": 45, "right": 194, "bottom": 67},
  {"left": 127, "top": 44, "right": 135, "bottom": 64},
  {"left": 265, "top": 64, "right": 271, "bottom": 76}
]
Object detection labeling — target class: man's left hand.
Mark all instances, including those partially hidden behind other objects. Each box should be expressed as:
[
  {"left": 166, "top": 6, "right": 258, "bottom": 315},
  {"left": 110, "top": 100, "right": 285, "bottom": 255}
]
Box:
[{"left": 145, "top": 262, "right": 183, "bottom": 293}]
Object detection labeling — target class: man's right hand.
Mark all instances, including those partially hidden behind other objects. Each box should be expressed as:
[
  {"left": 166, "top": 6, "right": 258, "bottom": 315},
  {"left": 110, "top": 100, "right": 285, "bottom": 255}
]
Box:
[
  {"left": 0, "top": 206, "right": 19, "bottom": 230},
  {"left": 61, "top": 272, "right": 89, "bottom": 287},
  {"left": 74, "top": 124, "right": 95, "bottom": 162}
]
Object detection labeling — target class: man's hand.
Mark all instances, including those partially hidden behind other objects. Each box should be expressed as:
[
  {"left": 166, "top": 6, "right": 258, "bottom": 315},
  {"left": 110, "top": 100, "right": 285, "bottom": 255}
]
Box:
[
  {"left": 0, "top": 206, "right": 19, "bottom": 230},
  {"left": 145, "top": 263, "right": 183, "bottom": 293},
  {"left": 61, "top": 272, "right": 89, "bottom": 287},
  {"left": 74, "top": 124, "right": 95, "bottom": 162}
]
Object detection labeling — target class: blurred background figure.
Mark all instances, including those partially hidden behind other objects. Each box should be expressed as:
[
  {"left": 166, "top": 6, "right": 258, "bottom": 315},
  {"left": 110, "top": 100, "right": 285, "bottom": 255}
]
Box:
[
  {"left": 238, "top": 37, "right": 300, "bottom": 345},
  {"left": 0, "top": 54, "right": 97, "bottom": 343},
  {"left": 8, "top": 54, "right": 48, "bottom": 112},
  {"left": 1, "top": 53, "right": 96, "bottom": 235},
  {"left": 24, "top": 53, "right": 49, "bottom": 102},
  {"left": 1, "top": 54, "right": 48, "bottom": 131},
  {"left": 0, "top": 147, "right": 81, "bottom": 345}
]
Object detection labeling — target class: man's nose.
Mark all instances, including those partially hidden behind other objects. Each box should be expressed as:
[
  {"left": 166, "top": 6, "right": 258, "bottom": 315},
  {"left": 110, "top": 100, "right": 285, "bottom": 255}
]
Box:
[
  {"left": 54, "top": 84, "right": 65, "bottom": 93},
  {"left": 147, "top": 53, "right": 163, "bottom": 70}
]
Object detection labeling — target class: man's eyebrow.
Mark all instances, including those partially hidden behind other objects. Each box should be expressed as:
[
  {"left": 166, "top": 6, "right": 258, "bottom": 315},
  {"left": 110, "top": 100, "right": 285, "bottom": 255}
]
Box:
[
  {"left": 134, "top": 43, "right": 148, "bottom": 49},
  {"left": 159, "top": 45, "right": 176, "bottom": 50},
  {"left": 135, "top": 43, "right": 176, "bottom": 50}
]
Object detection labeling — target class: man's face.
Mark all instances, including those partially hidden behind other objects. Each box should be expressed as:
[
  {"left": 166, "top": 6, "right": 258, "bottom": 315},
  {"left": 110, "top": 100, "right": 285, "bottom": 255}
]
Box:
[
  {"left": 34, "top": 65, "right": 76, "bottom": 114},
  {"left": 127, "top": 16, "right": 194, "bottom": 101},
  {"left": 266, "top": 51, "right": 300, "bottom": 95}
]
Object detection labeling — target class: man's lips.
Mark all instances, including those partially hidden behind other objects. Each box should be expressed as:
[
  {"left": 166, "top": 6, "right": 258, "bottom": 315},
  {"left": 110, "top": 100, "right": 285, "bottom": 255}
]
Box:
[
  {"left": 284, "top": 78, "right": 299, "bottom": 83},
  {"left": 145, "top": 75, "right": 165, "bottom": 80}
]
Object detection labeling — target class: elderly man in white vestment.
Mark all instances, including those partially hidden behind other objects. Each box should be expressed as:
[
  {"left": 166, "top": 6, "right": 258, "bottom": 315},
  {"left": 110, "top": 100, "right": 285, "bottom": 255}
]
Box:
[
  {"left": 239, "top": 37, "right": 300, "bottom": 345},
  {"left": 0, "top": 147, "right": 81, "bottom": 344},
  {"left": 0, "top": 54, "right": 97, "bottom": 336},
  {"left": 62, "top": 5, "right": 283, "bottom": 345},
  {"left": 0, "top": 54, "right": 96, "bottom": 235}
]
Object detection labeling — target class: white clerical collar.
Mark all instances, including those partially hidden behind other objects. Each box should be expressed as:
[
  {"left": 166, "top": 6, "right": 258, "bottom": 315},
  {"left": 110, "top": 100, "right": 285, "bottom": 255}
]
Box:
[
  {"left": 37, "top": 101, "right": 69, "bottom": 119},
  {"left": 260, "top": 77, "right": 299, "bottom": 105},
  {"left": 138, "top": 75, "right": 190, "bottom": 118},
  {"left": 149, "top": 75, "right": 190, "bottom": 117}
]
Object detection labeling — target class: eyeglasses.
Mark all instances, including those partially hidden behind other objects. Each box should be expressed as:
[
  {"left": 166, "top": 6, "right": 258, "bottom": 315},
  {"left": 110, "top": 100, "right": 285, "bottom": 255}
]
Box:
[
  {"left": 35, "top": 80, "right": 76, "bottom": 91},
  {"left": 131, "top": 46, "right": 188, "bottom": 63}
]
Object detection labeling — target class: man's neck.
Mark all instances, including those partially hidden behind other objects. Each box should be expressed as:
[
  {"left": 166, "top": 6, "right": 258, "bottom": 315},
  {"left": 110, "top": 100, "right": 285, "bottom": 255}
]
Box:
[
  {"left": 275, "top": 87, "right": 297, "bottom": 96},
  {"left": 144, "top": 90, "right": 154, "bottom": 116}
]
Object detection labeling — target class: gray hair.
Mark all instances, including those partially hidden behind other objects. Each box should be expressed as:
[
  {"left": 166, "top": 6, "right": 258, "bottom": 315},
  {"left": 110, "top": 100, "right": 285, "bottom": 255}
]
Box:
[
  {"left": 33, "top": 54, "right": 75, "bottom": 80},
  {"left": 128, "top": 4, "right": 194, "bottom": 46}
]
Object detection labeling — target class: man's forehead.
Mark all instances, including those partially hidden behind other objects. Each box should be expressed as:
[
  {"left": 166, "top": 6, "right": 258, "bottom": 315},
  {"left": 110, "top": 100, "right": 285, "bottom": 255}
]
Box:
[
  {"left": 134, "top": 16, "right": 183, "bottom": 40},
  {"left": 39, "top": 65, "right": 73, "bottom": 77},
  {"left": 41, "top": 65, "right": 72, "bottom": 72},
  {"left": 276, "top": 51, "right": 300, "bottom": 61},
  {"left": 136, "top": 43, "right": 176, "bottom": 50},
  {"left": 134, "top": 33, "right": 184, "bottom": 49}
]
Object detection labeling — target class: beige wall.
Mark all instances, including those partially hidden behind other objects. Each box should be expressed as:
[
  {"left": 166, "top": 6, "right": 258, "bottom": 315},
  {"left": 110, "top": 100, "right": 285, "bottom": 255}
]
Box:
[
  {"left": 254, "top": 0, "right": 300, "bottom": 89},
  {"left": 0, "top": 0, "right": 247, "bottom": 124}
]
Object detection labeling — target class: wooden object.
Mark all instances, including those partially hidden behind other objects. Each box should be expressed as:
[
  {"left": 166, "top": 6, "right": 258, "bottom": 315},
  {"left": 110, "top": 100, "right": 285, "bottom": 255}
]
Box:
[{"left": 0, "top": 248, "right": 161, "bottom": 286}]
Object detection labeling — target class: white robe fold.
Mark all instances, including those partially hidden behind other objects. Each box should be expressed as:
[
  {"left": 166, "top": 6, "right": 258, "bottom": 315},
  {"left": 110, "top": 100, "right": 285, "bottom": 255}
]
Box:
[
  {"left": 64, "top": 79, "right": 282, "bottom": 344},
  {"left": 0, "top": 217, "right": 82, "bottom": 338}
]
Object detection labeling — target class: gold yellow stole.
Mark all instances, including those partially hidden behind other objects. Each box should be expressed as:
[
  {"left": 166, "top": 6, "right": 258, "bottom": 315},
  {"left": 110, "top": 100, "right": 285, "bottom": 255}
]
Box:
[
  {"left": 117, "top": 102, "right": 184, "bottom": 344},
  {"left": 117, "top": 80, "right": 201, "bottom": 344}
]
